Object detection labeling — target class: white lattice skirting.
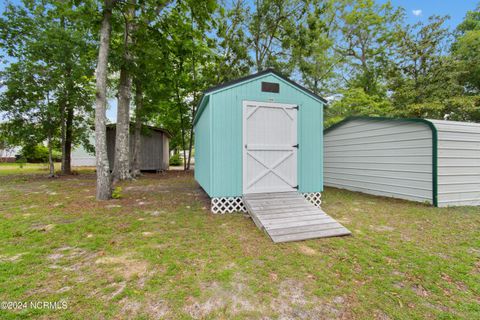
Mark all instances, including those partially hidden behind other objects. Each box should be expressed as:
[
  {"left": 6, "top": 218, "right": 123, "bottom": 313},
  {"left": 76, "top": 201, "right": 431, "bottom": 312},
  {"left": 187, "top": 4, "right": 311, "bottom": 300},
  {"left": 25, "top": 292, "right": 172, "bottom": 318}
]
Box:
[
  {"left": 302, "top": 192, "right": 322, "bottom": 207},
  {"left": 210, "top": 192, "right": 322, "bottom": 213},
  {"left": 211, "top": 197, "right": 247, "bottom": 214}
]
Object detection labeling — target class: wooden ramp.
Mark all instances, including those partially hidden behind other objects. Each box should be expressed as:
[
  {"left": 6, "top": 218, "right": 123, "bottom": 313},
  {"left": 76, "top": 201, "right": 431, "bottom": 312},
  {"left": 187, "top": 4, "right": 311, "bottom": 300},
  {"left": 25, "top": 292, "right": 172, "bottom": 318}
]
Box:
[{"left": 243, "top": 192, "right": 351, "bottom": 243}]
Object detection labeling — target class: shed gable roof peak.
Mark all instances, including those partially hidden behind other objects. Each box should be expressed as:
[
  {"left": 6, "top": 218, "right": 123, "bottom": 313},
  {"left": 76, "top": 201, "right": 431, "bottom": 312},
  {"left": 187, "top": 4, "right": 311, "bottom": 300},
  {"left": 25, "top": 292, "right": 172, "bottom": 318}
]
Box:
[
  {"left": 193, "top": 69, "right": 327, "bottom": 126},
  {"left": 203, "top": 69, "right": 327, "bottom": 104}
]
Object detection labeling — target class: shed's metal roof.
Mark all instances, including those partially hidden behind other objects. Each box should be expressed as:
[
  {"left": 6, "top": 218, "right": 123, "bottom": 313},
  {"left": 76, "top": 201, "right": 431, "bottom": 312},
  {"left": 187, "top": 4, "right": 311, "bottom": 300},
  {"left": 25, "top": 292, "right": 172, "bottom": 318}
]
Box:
[{"left": 106, "top": 123, "right": 171, "bottom": 138}]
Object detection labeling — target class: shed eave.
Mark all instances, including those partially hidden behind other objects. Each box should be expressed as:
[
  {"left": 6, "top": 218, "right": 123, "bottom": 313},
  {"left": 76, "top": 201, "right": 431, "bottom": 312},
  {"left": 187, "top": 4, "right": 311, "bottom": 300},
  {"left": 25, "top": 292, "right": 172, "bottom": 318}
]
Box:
[{"left": 193, "top": 94, "right": 210, "bottom": 126}]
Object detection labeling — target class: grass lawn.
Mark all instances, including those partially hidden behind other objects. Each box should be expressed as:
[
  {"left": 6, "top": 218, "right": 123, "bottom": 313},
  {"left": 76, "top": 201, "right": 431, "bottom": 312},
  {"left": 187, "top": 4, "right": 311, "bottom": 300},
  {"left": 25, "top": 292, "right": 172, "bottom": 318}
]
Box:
[
  {"left": 0, "top": 168, "right": 478, "bottom": 319},
  {"left": 0, "top": 163, "right": 96, "bottom": 176},
  {"left": 0, "top": 163, "right": 59, "bottom": 176}
]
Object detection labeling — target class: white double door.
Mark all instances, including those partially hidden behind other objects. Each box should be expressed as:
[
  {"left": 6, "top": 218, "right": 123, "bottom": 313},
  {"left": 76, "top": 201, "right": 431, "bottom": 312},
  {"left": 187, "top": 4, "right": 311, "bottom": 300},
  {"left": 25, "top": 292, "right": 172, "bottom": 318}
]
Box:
[{"left": 243, "top": 101, "right": 298, "bottom": 194}]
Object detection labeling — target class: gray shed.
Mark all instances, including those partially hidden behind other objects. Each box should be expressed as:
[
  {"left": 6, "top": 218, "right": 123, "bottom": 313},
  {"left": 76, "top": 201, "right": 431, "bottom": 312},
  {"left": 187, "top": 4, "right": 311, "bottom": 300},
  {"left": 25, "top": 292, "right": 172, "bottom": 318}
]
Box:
[
  {"left": 324, "top": 117, "right": 480, "bottom": 207},
  {"left": 106, "top": 124, "right": 170, "bottom": 171}
]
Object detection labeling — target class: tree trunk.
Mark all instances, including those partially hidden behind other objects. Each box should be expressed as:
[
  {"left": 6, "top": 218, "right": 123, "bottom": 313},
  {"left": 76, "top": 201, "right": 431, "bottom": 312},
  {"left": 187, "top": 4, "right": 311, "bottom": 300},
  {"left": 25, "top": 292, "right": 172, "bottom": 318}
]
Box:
[
  {"left": 63, "top": 106, "right": 74, "bottom": 174},
  {"left": 132, "top": 79, "right": 143, "bottom": 177},
  {"left": 113, "top": 0, "right": 135, "bottom": 181},
  {"left": 60, "top": 16, "right": 66, "bottom": 174},
  {"left": 175, "top": 91, "right": 187, "bottom": 171},
  {"left": 179, "top": 106, "right": 187, "bottom": 171},
  {"left": 47, "top": 132, "right": 55, "bottom": 178},
  {"left": 186, "top": 119, "right": 194, "bottom": 170},
  {"left": 186, "top": 15, "right": 195, "bottom": 171},
  {"left": 60, "top": 16, "right": 74, "bottom": 175},
  {"left": 60, "top": 101, "right": 66, "bottom": 173},
  {"left": 95, "top": 0, "right": 114, "bottom": 200}
]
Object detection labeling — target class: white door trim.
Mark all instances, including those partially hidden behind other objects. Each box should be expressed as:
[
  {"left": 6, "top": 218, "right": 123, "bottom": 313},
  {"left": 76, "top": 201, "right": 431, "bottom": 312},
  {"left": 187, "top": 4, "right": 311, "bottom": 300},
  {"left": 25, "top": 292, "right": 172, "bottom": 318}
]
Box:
[{"left": 242, "top": 100, "right": 298, "bottom": 194}]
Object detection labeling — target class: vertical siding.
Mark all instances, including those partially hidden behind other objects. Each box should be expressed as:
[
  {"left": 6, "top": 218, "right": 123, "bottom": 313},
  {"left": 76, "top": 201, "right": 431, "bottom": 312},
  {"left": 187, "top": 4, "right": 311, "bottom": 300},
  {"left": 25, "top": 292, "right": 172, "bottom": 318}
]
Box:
[
  {"left": 298, "top": 96, "right": 323, "bottom": 192},
  {"left": 139, "top": 131, "right": 163, "bottom": 170},
  {"left": 194, "top": 100, "right": 212, "bottom": 195},
  {"left": 106, "top": 127, "right": 168, "bottom": 171},
  {"left": 431, "top": 120, "right": 480, "bottom": 207},
  {"left": 209, "top": 74, "right": 324, "bottom": 197},
  {"left": 324, "top": 119, "right": 433, "bottom": 204}
]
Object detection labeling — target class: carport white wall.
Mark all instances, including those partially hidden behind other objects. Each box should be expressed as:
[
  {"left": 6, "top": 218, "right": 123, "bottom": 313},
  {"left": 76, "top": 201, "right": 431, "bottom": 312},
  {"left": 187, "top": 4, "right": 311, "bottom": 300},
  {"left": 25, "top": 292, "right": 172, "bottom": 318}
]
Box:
[
  {"left": 431, "top": 120, "right": 480, "bottom": 207},
  {"left": 324, "top": 118, "right": 433, "bottom": 204}
]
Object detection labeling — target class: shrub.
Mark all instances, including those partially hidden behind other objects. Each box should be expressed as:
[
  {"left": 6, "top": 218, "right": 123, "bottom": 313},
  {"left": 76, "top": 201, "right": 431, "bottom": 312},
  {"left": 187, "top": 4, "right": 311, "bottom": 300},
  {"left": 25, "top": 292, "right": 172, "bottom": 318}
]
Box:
[
  {"left": 112, "top": 186, "right": 123, "bottom": 199},
  {"left": 169, "top": 153, "right": 183, "bottom": 166},
  {"left": 20, "top": 144, "right": 61, "bottom": 163}
]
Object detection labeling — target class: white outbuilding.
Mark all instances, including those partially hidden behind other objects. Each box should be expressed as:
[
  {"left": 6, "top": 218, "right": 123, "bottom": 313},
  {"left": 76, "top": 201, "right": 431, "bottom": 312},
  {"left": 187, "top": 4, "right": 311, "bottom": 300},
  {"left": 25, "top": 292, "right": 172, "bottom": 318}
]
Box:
[{"left": 324, "top": 117, "right": 480, "bottom": 207}]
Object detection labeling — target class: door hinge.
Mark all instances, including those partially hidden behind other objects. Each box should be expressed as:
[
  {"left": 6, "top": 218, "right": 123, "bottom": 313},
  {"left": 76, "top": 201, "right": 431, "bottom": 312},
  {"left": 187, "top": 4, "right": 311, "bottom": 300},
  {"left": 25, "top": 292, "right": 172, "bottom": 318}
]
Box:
[
  {"left": 293, "top": 185, "right": 299, "bottom": 190},
  {"left": 293, "top": 144, "right": 299, "bottom": 148},
  {"left": 293, "top": 106, "right": 299, "bottom": 110}
]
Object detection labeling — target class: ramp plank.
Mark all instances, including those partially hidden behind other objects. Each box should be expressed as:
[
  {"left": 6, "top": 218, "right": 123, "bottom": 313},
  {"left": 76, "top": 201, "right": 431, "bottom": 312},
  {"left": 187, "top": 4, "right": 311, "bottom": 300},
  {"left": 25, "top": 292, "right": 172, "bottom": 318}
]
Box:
[{"left": 243, "top": 192, "right": 351, "bottom": 243}]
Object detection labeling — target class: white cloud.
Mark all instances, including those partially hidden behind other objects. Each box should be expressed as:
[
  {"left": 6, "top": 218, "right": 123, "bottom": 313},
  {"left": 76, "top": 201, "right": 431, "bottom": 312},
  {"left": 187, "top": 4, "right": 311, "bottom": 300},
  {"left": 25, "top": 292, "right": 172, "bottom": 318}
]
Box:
[{"left": 412, "top": 9, "right": 422, "bottom": 17}]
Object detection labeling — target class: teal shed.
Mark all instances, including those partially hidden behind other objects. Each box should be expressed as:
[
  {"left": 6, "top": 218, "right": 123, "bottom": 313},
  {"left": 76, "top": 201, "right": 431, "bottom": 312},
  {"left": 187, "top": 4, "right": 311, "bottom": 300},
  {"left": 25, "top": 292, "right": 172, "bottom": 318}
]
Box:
[{"left": 193, "top": 69, "right": 326, "bottom": 213}]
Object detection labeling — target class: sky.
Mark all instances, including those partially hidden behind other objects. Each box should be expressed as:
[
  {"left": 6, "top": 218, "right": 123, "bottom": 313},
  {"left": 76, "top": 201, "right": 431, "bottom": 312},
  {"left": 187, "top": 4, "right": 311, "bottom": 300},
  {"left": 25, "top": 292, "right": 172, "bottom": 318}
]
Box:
[
  {"left": 0, "top": 0, "right": 478, "bottom": 122},
  {"left": 385, "top": 0, "right": 477, "bottom": 28}
]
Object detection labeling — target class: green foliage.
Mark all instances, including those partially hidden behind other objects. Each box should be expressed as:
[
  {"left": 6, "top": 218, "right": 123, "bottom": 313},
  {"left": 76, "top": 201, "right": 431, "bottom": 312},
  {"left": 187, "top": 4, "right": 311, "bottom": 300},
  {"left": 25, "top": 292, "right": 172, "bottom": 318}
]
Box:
[
  {"left": 452, "top": 4, "right": 480, "bottom": 93},
  {"left": 0, "top": 0, "right": 97, "bottom": 175},
  {"left": 388, "top": 16, "right": 459, "bottom": 107},
  {"left": 397, "top": 96, "right": 480, "bottom": 122},
  {"left": 20, "top": 144, "right": 61, "bottom": 163},
  {"left": 111, "top": 186, "right": 123, "bottom": 199},
  {"left": 247, "top": 0, "right": 309, "bottom": 73},
  {"left": 214, "top": 0, "right": 252, "bottom": 82},
  {"left": 335, "top": 0, "right": 404, "bottom": 95},
  {"left": 328, "top": 4, "right": 480, "bottom": 125},
  {"left": 291, "top": 1, "right": 340, "bottom": 95},
  {"left": 325, "top": 88, "right": 393, "bottom": 128},
  {"left": 169, "top": 153, "right": 183, "bottom": 166}
]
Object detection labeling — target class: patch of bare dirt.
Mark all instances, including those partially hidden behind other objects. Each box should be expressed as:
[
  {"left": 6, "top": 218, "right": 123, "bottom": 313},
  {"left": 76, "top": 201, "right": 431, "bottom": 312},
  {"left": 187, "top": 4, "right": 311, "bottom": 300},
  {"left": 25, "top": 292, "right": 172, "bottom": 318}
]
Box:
[
  {"left": 119, "top": 298, "right": 142, "bottom": 318},
  {"left": 57, "top": 286, "right": 72, "bottom": 293},
  {"left": 423, "top": 301, "right": 452, "bottom": 313},
  {"left": 0, "top": 253, "right": 25, "bottom": 262},
  {"left": 269, "top": 279, "right": 347, "bottom": 320},
  {"left": 106, "top": 281, "right": 127, "bottom": 300},
  {"left": 95, "top": 254, "right": 148, "bottom": 280},
  {"left": 374, "top": 310, "right": 392, "bottom": 320},
  {"left": 441, "top": 273, "right": 469, "bottom": 292},
  {"left": 297, "top": 244, "right": 318, "bottom": 256},
  {"left": 411, "top": 284, "right": 429, "bottom": 297},
  {"left": 474, "top": 260, "right": 480, "bottom": 275},
  {"left": 30, "top": 223, "right": 56, "bottom": 232},
  {"left": 184, "top": 274, "right": 261, "bottom": 319},
  {"left": 370, "top": 225, "right": 395, "bottom": 232},
  {"left": 269, "top": 273, "right": 278, "bottom": 282},
  {"left": 48, "top": 247, "right": 95, "bottom": 272},
  {"left": 48, "top": 253, "right": 64, "bottom": 261}
]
